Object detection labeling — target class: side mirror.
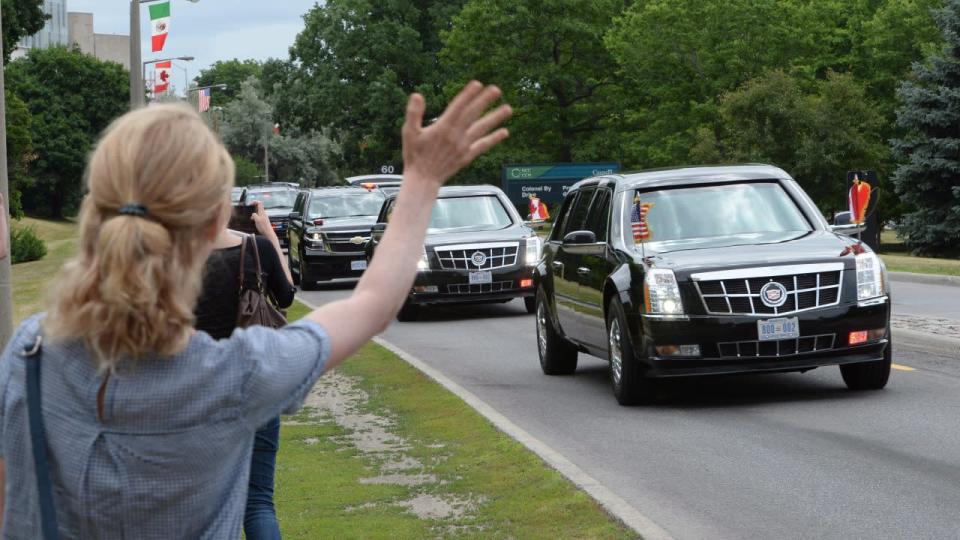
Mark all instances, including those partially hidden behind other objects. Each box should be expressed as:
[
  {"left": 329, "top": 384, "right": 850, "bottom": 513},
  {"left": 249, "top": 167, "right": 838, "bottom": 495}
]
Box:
[
  {"left": 371, "top": 223, "right": 387, "bottom": 233},
  {"left": 524, "top": 220, "right": 549, "bottom": 231},
  {"left": 833, "top": 211, "right": 852, "bottom": 226},
  {"left": 563, "top": 230, "right": 596, "bottom": 245},
  {"left": 288, "top": 211, "right": 301, "bottom": 221}
]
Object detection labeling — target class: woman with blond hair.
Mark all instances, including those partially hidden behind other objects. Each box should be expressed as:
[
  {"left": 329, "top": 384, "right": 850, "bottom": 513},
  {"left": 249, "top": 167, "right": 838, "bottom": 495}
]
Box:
[{"left": 0, "top": 82, "right": 510, "bottom": 538}]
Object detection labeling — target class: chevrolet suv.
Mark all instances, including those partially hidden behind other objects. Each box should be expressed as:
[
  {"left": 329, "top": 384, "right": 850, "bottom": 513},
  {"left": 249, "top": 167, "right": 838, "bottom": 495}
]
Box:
[
  {"left": 238, "top": 183, "right": 299, "bottom": 250},
  {"left": 535, "top": 165, "right": 892, "bottom": 405}
]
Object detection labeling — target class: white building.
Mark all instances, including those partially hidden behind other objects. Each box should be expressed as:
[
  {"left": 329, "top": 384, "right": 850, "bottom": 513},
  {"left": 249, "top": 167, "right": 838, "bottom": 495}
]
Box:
[
  {"left": 12, "top": 1, "right": 131, "bottom": 70},
  {"left": 12, "top": 0, "right": 69, "bottom": 58}
]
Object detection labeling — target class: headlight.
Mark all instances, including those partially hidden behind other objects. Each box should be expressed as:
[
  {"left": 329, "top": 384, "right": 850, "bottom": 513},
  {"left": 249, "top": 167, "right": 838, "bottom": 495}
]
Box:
[
  {"left": 856, "top": 252, "right": 884, "bottom": 300},
  {"left": 525, "top": 236, "right": 542, "bottom": 266},
  {"left": 310, "top": 233, "right": 323, "bottom": 242},
  {"left": 417, "top": 248, "right": 429, "bottom": 271},
  {"left": 644, "top": 269, "right": 684, "bottom": 316}
]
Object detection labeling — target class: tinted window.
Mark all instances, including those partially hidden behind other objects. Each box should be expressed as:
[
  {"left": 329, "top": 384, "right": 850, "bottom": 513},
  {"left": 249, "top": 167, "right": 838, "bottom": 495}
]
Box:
[
  {"left": 549, "top": 193, "right": 576, "bottom": 242},
  {"left": 585, "top": 188, "right": 611, "bottom": 242},
  {"left": 428, "top": 195, "right": 512, "bottom": 233},
  {"left": 564, "top": 187, "right": 595, "bottom": 236},
  {"left": 246, "top": 189, "right": 298, "bottom": 209},
  {"left": 625, "top": 182, "right": 812, "bottom": 248},
  {"left": 309, "top": 192, "right": 386, "bottom": 219}
]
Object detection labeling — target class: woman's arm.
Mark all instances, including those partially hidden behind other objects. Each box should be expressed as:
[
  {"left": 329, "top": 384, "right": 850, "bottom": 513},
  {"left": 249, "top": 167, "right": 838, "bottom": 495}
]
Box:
[
  {"left": 256, "top": 235, "right": 296, "bottom": 308},
  {"left": 251, "top": 201, "right": 294, "bottom": 285},
  {"left": 308, "top": 82, "right": 511, "bottom": 369}
]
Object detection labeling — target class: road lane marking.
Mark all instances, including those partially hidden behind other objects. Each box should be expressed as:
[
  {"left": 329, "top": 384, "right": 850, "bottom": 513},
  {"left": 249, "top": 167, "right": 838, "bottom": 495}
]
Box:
[
  {"left": 297, "top": 295, "right": 675, "bottom": 540},
  {"left": 892, "top": 363, "right": 916, "bottom": 372}
]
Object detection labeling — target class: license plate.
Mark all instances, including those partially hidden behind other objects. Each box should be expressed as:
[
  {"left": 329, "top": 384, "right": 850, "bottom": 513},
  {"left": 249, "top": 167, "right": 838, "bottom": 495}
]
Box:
[
  {"left": 351, "top": 260, "right": 368, "bottom": 271},
  {"left": 758, "top": 317, "right": 799, "bottom": 341},
  {"left": 469, "top": 271, "right": 492, "bottom": 284}
]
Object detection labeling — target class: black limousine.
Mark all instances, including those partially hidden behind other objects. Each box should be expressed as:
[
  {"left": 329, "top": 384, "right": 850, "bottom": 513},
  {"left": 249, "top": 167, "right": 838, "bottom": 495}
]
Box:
[
  {"left": 535, "top": 165, "right": 891, "bottom": 405},
  {"left": 368, "top": 185, "right": 542, "bottom": 321}
]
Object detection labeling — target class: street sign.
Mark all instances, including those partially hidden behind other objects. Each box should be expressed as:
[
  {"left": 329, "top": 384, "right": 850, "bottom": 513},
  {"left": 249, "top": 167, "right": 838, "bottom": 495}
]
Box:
[{"left": 502, "top": 162, "right": 620, "bottom": 212}]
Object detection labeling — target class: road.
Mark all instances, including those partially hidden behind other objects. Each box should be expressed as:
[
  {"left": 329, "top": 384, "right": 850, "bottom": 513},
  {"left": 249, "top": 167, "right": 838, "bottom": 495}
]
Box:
[{"left": 300, "top": 280, "right": 960, "bottom": 540}]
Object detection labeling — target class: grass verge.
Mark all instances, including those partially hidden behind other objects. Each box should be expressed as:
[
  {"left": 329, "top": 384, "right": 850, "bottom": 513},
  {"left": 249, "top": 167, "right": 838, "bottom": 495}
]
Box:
[
  {"left": 279, "top": 305, "right": 633, "bottom": 539},
  {"left": 878, "top": 230, "right": 960, "bottom": 277},
  {"left": 11, "top": 217, "right": 80, "bottom": 324}
]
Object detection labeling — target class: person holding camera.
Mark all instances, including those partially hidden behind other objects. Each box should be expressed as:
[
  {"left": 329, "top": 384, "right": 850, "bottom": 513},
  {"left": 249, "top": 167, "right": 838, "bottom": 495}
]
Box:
[{"left": 194, "top": 199, "right": 294, "bottom": 539}]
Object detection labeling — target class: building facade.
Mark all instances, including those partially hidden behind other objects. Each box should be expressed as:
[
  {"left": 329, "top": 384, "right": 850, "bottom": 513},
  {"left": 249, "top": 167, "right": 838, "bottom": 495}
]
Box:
[
  {"left": 13, "top": 0, "right": 69, "bottom": 58},
  {"left": 12, "top": 1, "right": 130, "bottom": 70}
]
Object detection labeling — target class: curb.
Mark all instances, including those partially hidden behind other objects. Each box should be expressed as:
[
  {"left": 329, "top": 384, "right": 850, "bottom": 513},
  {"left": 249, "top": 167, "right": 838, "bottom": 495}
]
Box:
[
  {"left": 893, "top": 327, "right": 960, "bottom": 357},
  {"left": 889, "top": 271, "right": 960, "bottom": 288}
]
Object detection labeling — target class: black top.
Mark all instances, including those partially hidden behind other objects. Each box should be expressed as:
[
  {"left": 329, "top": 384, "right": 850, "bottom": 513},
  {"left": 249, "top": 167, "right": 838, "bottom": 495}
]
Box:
[{"left": 194, "top": 235, "right": 296, "bottom": 340}]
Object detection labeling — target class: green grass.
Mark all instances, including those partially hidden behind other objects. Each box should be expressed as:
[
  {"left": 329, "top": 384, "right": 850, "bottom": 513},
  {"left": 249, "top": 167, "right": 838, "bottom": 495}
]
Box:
[
  {"left": 878, "top": 229, "right": 960, "bottom": 277},
  {"left": 275, "top": 338, "right": 634, "bottom": 539},
  {"left": 11, "top": 217, "right": 80, "bottom": 324}
]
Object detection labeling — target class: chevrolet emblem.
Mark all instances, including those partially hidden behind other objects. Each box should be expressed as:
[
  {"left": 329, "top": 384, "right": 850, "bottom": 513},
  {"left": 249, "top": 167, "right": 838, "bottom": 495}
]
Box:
[{"left": 350, "top": 236, "right": 365, "bottom": 245}]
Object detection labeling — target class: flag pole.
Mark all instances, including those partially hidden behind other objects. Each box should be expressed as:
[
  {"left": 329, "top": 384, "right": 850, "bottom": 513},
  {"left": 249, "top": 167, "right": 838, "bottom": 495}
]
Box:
[{"left": 0, "top": 6, "right": 14, "bottom": 347}]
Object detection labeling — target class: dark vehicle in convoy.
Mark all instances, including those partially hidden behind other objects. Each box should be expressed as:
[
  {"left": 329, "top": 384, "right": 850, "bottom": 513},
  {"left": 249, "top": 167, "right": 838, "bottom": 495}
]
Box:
[
  {"left": 368, "top": 185, "right": 542, "bottom": 321},
  {"left": 238, "top": 183, "right": 300, "bottom": 250},
  {"left": 287, "top": 186, "right": 386, "bottom": 288},
  {"left": 346, "top": 174, "right": 403, "bottom": 194},
  {"left": 535, "top": 165, "right": 892, "bottom": 405}
]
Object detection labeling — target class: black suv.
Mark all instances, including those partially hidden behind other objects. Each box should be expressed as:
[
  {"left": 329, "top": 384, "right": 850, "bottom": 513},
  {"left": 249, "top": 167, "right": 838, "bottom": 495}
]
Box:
[
  {"left": 535, "top": 165, "right": 892, "bottom": 405},
  {"left": 287, "top": 186, "right": 386, "bottom": 288},
  {"left": 238, "top": 183, "right": 300, "bottom": 250},
  {"left": 368, "top": 185, "right": 541, "bottom": 321}
]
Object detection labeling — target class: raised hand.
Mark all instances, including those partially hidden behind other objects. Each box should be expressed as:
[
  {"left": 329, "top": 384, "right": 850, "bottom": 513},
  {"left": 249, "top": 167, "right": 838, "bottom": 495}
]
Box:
[{"left": 401, "top": 81, "right": 512, "bottom": 188}]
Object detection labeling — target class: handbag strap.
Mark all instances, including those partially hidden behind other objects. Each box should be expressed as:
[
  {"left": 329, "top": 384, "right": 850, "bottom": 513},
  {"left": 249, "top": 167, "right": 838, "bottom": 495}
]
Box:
[
  {"left": 22, "top": 335, "right": 60, "bottom": 540},
  {"left": 249, "top": 234, "right": 266, "bottom": 292},
  {"left": 238, "top": 234, "right": 248, "bottom": 294}
]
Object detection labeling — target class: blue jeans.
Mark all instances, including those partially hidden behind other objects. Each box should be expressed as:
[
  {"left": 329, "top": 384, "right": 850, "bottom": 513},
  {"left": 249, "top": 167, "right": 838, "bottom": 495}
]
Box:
[{"left": 244, "top": 416, "right": 281, "bottom": 540}]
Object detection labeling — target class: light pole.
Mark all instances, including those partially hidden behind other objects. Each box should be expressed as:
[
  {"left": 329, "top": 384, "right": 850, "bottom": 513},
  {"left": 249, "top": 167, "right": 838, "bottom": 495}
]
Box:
[
  {"left": 0, "top": 7, "right": 12, "bottom": 346},
  {"left": 143, "top": 56, "right": 194, "bottom": 101},
  {"left": 130, "top": 0, "right": 202, "bottom": 109}
]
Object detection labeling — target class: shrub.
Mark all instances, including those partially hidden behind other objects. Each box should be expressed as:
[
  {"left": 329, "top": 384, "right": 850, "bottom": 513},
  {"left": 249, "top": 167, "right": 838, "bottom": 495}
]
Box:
[{"left": 11, "top": 225, "right": 47, "bottom": 264}]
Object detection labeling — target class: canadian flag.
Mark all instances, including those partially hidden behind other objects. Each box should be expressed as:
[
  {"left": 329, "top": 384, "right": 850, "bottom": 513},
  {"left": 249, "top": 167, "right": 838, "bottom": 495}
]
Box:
[{"left": 154, "top": 61, "right": 172, "bottom": 94}]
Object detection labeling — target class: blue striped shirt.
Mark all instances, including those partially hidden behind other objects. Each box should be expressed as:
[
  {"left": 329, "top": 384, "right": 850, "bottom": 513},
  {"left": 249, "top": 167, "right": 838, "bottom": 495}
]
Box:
[{"left": 0, "top": 314, "right": 331, "bottom": 539}]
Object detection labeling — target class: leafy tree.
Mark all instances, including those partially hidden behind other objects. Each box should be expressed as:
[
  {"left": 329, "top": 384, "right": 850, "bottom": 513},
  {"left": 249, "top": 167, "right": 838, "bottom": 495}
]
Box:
[
  {"left": 6, "top": 46, "right": 127, "bottom": 218},
  {"left": 194, "top": 59, "right": 263, "bottom": 105},
  {"left": 220, "top": 77, "right": 273, "bottom": 164},
  {"left": 282, "top": 0, "right": 465, "bottom": 175},
  {"left": 5, "top": 89, "right": 34, "bottom": 218},
  {"left": 890, "top": 0, "right": 960, "bottom": 254},
  {"left": 2, "top": 0, "right": 47, "bottom": 63},
  {"left": 233, "top": 155, "right": 262, "bottom": 186}
]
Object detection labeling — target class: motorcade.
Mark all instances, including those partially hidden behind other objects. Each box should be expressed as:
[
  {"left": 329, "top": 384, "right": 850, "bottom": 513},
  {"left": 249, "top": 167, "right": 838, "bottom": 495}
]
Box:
[
  {"left": 346, "top": 174, "right": 403, "bottom": 194},
  {"left": 368, "top": 185, "right": 541, "bottom": 321},
  {"left": 237, "top": 183, "right": 300, "bottom": 250},
  {"left": 287, "top": 186, "right": 386, "bottom": 288},
  {"left": 535, "top": 164, "right": 892, "bottom": 405}
]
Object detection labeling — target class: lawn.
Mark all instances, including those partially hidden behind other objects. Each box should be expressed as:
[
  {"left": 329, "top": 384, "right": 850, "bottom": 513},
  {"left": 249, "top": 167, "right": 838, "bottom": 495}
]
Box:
[
  {"left": 11, "top": 217, "right": 80, "bottom": 323},
  {"left": 878, "top": 230, "right": 960, "bottom": 277}
]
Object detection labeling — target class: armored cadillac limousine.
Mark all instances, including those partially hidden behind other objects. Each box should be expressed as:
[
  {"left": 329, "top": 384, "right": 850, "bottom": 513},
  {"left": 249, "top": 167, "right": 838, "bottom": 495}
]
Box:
[{"left": 535, "top": 165, "right": 891, "bottom": 405}]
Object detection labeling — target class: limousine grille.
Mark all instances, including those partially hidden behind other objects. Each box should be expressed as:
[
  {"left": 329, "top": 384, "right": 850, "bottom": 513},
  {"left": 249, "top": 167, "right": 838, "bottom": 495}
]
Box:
[
  {"left": 693, "top": 264, "right": 843, "bottom": 316},
  {"left": 447, "top": 281, "right": 514, "bottom": 295},
  {"left": 717, "top": 334, "right": 836, "bottom": 358},
  {"left": 435, "top": 242, "right": 519, "bottom": 271}
]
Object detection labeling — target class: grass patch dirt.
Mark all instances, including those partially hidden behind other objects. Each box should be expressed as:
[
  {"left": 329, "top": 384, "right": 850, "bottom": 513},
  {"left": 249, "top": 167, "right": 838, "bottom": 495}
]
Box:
[
  {"left": 11, "top": 217, "right": 80, "bottom": 323},
  {"left": 878, "top": 230, "right": 960, "bottom": 277},
  {"left": 278, "top": 306, "right": 634, "bottom": 539}
]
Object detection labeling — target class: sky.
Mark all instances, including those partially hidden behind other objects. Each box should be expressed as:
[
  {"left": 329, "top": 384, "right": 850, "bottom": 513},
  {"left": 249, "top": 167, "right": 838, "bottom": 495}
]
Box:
[{"left": 67, "top": 0, "right": 320, "bottom": 93}]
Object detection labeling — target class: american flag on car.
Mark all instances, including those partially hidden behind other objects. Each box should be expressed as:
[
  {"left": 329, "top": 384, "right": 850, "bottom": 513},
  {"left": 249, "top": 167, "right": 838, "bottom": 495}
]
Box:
[{"left": 630, "top": 193, "right": 653, "bottom": 243}]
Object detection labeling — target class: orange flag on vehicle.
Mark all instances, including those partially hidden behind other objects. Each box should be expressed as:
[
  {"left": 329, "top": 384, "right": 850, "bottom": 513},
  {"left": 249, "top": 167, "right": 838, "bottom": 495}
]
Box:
[{"left": 848, "top": 174, "right": 872, "bottom": 224}]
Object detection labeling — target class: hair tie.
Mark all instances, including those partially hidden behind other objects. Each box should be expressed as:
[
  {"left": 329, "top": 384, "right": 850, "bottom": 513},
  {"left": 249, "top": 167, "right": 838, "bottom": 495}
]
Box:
[{"left": 118, "top": 203, "right": 148, "bottom": 217}]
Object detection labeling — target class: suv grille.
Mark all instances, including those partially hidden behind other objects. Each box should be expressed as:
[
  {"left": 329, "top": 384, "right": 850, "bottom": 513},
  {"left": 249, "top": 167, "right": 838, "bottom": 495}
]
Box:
[
  {"left": 435, "top": 242, "right": 519, "bottom": 271},
  {"left": 717, "top": 334, "right": 836, "bottom": 358},
  {"left": 322, "top": 230, "right": 370, "bottom": 254},
  {"left": 693, "top": 264, "right": 843, "bottom": 316},
  {"left": 447, "top": 281, "right": 514, "bottom": 295}
]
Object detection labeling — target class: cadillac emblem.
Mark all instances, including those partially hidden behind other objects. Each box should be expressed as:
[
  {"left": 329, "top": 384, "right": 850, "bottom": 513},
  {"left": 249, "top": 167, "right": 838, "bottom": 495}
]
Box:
[
  {"left": 759, "top": 281, "right": 788, "bottom": 308},
  {"left": 470, "top": 251, "right": 487, "bottom": 267},
  {"left": 349, "top": 236, "right": 366, "bottom": 245}
]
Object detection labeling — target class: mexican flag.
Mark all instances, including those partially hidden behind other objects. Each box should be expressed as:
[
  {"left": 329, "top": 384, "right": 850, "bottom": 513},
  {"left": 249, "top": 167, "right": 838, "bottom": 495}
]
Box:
[
  {"left": 149, "top": 1, "right": 171, "bottom": 52},
  {"left": 154, "top": 61, "right": 172, "bottom": 94}
]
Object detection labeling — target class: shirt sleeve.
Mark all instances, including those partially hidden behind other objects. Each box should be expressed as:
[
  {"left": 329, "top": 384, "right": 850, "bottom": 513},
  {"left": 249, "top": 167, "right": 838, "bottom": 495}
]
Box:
[
  {"left": 256, "top": 236, "right": 295, "bottom": 308},
  {"left": 0, "top": 315, "right": 42, "bottom": 458},
  {"left": 231, "top": 318, "right": 331, "bottom": 430}
]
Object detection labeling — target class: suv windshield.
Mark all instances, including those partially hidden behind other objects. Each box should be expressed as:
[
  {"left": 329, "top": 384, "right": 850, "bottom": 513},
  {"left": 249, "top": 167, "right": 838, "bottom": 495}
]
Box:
[
  {"left": 626, "top": 182, "right": 811, "bottom": 249},
  {"left": 246, "top": 189, "right": 297, "bottom": 209},
  {"left": 309, "top": 192, "right": 385, "bottom": 219},
  {"left": 427, "top": 195, "right": 512, "bottom": 233}
]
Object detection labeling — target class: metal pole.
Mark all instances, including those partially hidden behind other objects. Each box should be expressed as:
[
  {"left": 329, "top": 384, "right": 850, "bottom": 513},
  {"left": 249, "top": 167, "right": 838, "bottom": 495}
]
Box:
[
  {"left": 264, "top": 141, "right": 270, "bottom": 183},
  {"left": 0, "top": 7, "right": 14, "bottom": 346},
  {"left": 130, "top": 0, "right": 143, "bottom": 108}
]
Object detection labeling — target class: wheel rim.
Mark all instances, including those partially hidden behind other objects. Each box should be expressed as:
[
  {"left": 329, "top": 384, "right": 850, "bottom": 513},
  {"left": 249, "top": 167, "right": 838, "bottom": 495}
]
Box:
[
  {"left": 609, "top": 318, "right": 623, "bottom": 386},
  {"left": 536, "top": 300, "right": 548, "bottom": 360}
]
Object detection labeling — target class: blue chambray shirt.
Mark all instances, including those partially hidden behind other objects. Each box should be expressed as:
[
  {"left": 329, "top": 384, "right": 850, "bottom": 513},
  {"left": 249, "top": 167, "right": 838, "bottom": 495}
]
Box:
[{"left": 0, "top": 314, "right": 331, "bottom": 539}]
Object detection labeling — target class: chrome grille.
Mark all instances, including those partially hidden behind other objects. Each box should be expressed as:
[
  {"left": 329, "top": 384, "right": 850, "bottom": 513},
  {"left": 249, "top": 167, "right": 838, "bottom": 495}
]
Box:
[
  {"left": 322, "top": 230, "right": 370, "bottom": 254},
  {"left": 717, "top": 334, "right": 836, "bottom": 358},
  {"left": 435, "top": 242, "right": 519, "bottom": 271},
  {"left": 447, "top": 281, "right": 514, "bottom": 294},
  {"left": 693, "top": 263, "right": 843, "bottom": 316}
]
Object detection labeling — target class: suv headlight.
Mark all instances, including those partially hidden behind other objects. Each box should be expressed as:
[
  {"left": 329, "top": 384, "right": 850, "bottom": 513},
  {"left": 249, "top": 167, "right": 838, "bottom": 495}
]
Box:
[
  {"left": 856, "top": 252, "right": 884, "bottom": 301},
  {"left": 525, "top": 236, "right": 542, "bottom": 266},
  {"left": 417, "top": 248, "right": 429, "bottom": 271},
  {"left": 644, "top": 269, "right": 684, "bottom": 316}
]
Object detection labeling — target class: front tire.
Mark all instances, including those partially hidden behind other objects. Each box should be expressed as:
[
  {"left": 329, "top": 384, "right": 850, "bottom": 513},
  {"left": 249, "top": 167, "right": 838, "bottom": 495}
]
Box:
[
  {"left": 840, "top": 338, "right": 892, "bottom": 390},
  {"left": 396, "top": 299, "right": 420, "bottom": 322},
  {"left": 298, "top": 256, "right": 315, "bottom": 291},
  {"left": 535, "top": 288, "right": 577, "bottom": 375},
  {"left": 289, "top": 252, "right": 301, "bottom": 286},
  {"left": 523, "top": 295, "right": 536, "bottom": 314},
  {"left": 607, "top": 299, "right": 655, "bottom": 405}
]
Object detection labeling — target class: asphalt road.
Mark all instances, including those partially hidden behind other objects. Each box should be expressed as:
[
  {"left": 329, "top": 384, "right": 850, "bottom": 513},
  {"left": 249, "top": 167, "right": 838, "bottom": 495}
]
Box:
[{"left": 300, "top": 282, "right": 960, "bottom": 540}]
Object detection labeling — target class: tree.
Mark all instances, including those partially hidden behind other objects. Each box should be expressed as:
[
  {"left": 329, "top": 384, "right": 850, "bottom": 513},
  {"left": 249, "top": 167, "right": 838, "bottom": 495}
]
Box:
[
  {"left": 2, "top": 0, "right": 47, "bottom": 63},
  {"left": 6, "top": 47, "right": 128, "bottom": 218},
  {"left": 282, "top": 0, "right": 465, "bottom": 175},
  {"left": 440, "top": 0, "right": 623, "bottom": 182},
  {"left": 890, "top": 0, "right": 960, "bottom": 254},
  {"left": 193, "top": 59, "right": 263, "bottom": 105},
  {"left": 4, "top": 89, "right": 34, "bottom": 218}
]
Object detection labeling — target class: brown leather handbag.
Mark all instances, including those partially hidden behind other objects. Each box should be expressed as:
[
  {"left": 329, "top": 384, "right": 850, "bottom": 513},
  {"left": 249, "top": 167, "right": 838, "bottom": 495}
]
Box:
[{"left": 236, "top": 234, "right": 288, "bottom": 329}]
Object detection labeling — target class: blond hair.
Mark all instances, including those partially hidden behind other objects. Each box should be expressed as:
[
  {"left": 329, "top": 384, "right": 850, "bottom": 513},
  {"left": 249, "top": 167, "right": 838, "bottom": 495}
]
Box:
[{"left": 45, "top": 104, "right": 234, "bottom": 371}]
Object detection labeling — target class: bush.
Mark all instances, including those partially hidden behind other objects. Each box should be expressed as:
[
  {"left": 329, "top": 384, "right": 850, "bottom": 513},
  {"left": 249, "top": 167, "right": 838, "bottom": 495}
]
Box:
[{"left": 11, "top": 225, "right": 47, "bottom": 264}]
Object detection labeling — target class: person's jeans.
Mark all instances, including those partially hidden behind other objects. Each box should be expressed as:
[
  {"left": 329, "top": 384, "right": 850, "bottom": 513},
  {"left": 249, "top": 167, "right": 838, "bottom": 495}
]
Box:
[{"left": 244, "top": 416, "right": 281, "bottom": 540}]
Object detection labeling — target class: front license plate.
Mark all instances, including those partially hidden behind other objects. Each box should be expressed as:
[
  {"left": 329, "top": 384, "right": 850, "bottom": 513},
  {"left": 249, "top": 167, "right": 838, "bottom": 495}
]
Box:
[
  {"left": 351, "top": 260, "right": 368, "bottom": 271},
  {"left": 469, "top": 271, "right": 492, "bottom": 285},
  {"left": 758, "top": 317, "right": 799, "bottom": 341}
]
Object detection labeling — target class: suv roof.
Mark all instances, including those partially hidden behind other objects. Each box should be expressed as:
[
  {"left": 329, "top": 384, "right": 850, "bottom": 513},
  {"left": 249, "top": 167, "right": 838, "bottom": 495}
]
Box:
[
  {"left": 243, "top": 183, "right": 299, "bottom": 191},
  {"left": 305, "top": 185, "right": 384, "bottom": 197},
  {"left": 346, "top": 174, "right": 403, "bottom": 185},
  {"left": 571, "top": 164, "right": 791, "bottom": 193}
]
